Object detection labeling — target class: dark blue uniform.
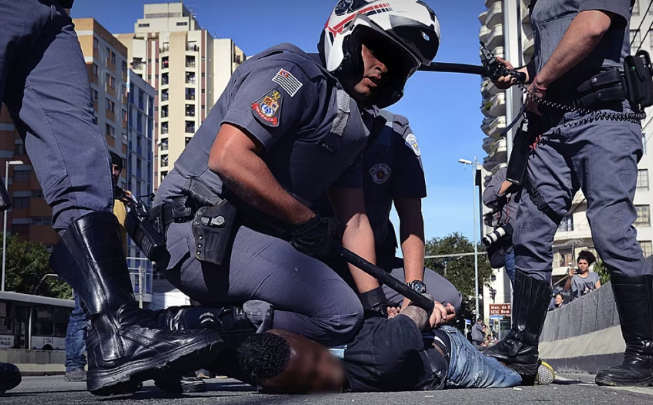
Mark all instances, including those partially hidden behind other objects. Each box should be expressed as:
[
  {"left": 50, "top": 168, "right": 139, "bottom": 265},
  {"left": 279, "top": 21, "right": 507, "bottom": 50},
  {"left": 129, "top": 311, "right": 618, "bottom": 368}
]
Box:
[
  {"left": 514, "top": 0, "right": 647, "bottom": 280},
  {"left": 155, "top": 44, "right": 372, "bottom": 346},
  {"left": 0, "top": 0, "right": 113, "bottom": 232},
  {"left": 318, "top": 111, "right": 462, "bottom": 311}
]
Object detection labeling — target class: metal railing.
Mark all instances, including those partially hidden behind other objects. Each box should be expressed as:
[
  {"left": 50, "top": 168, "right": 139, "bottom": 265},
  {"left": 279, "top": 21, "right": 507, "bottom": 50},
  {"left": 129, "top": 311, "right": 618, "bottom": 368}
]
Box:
[{"left": 127, "top": 257, "right": 154, "bottom": 309}]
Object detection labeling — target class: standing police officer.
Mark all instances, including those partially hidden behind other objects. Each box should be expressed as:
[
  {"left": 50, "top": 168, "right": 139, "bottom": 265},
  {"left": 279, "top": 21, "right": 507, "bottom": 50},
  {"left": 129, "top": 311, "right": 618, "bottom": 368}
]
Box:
[
  {"left": 0, "top": 0, "right": 223, "bottom": 395},
  {"left": 486, "top": 0, "right": 651, "bottom": 387},
  {"left": 153, "top": 0, "right": 443, "bottom": 347}
]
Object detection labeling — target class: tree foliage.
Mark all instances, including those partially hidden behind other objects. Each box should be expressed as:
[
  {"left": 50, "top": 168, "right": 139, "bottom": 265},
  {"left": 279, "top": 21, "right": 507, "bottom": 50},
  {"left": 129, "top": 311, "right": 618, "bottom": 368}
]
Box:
[
  {"left": 424, "top": 232, "right": 494, "bottom": 320},
  {"left": 3, "top": 234, "right": 72, "bottom": 300},
  {"left": 593, "top": 258, "right": 610, "bottom": 285}
]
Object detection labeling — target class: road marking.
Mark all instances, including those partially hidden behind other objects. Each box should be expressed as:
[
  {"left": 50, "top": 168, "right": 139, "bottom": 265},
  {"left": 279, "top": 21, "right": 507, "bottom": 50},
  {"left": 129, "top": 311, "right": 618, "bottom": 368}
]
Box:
[{"left": 558, "top": 374, "right": 653, "bottom": 396}]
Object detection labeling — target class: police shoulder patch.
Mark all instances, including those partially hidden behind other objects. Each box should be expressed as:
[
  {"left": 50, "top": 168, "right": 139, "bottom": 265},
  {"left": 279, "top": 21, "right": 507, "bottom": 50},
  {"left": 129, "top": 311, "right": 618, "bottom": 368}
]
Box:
[
  {"left": 369, "top": 163, "right": 392, "bottom": 185},
  {"left": 251, "top": 89, "right": 283, "bottom": 127},
  {"left": 405, "top": 133, "right": 421, "bottom": 157},
  {"left": 272, "top": 68, "right": 303, "bottom": 97}
]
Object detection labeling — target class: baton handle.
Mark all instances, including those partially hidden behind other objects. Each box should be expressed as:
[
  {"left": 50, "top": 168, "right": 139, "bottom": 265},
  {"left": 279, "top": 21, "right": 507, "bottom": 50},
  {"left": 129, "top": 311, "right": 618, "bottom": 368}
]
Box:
[{"left": 332, "top": 243, "right": 435, "bottom": 314}]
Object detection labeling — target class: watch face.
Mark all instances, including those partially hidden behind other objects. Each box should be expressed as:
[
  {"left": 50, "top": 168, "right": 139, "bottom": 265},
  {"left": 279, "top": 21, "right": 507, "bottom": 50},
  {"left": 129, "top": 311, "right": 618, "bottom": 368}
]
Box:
[{"left": 408, "top": 281, "right": 426, "bottom": 294}]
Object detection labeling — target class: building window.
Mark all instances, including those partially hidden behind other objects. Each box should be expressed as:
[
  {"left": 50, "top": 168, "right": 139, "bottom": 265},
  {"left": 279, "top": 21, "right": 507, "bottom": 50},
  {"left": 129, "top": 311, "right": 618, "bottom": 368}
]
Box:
[
  {"left": 185, "top": 88, "right": 195, "bottom": 100},
  {"left": 138, "top": 23, "right": 150, "bottom": 28},
  {"left": 106, "top": 47, "right": 111, "bottom": 64},
  {"left": 160, "top": 138, "right": 168, "bottom": 151},
  {"left": 161, "top": 105, "right": 169, "bottom": 118},
  {"left": 177, "top": 21, "right": 188, "bottom": 26},
  {"left": 161, "top": 171, "right": 168, "bottom": 180},
  {"left": 111, "top": 51, "right": 116, "bottom": 64},
  {"left": 106, "top": 98, "right": 115, "bottom": 113},
  {"left": 162, "top": 56, "right": 169, "bottom": 69},
  {"left": 162, "top": 73, "right": 169, "bottom": 86},
  {"left": 185, "top": 72, "right": 196, "bottom": 84},
  {"left": 185, "top": 121, "right": 195, "bottom": 133},
  {"left": 106, "top": 73, "right": 115, "bottom": 89},
  {"left": 555, "top": 248, "right": 573, "bottom": 268},
  {"left": 162, "top": 89, "right": 169, "bottom": 101},
  {"left": 638, "top": 169, "right": 649, "bottom": 191},
  {"left": 636, "top": 205, "right": 651, "bottom": 227},
  {"left": 185, "top": 137, "right": 192, "bottom": 146},
  {"left": 31, "top": 190, "right": 43, "bottom": 198},
  {"left": 161, "top": 155, "right": 169, "bottom": 167},
  {"left": 12, "top": 197, "right": 29, "bottom": 209},
  {"left": 186, "top": 56, "right": 195, "bottom": 68},
  {"left": 642, "top": 241, "right": 653, "bottom": 257},
  {"left": 13, "top": 143, "right": 25, "bottom": 156},
  {"left": 31, "top": 217, "right": 52, "bottom": 226},
  {"left": 93, "top": 63, "right": 99, "bottom": 77},
  {"left": 93, "top": 37, "right": 99, "bottom": 50},
  {"left": 92, "top": 89, "right": 99, "bottom": 102},
  {"left": 92, "top": 115, "right": 98, "bottom": 125},
  {"left": 122, "top": 61, "right": 127, "bottom": 75},
  {"left": 161, "top": 122, "right": 169, "bottom": 134},
  {"left": 122, "top": 109, "right": 128, "bottom": 124},
  {"left": 185, "top": 105, "right": 195, "bottom": 117},
  {"left": 105, "top": 123, "right": 115, "bottom": 137},
  {"left": 14, "top": 170, "right": 30, "bottom": 182}
]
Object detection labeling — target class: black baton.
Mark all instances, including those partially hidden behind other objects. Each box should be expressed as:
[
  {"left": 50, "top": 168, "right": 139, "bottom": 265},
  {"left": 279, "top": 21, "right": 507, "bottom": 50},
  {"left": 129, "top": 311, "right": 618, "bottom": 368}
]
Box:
[{"left": 332, "top": 243, "right": 435, "bottom": 314}]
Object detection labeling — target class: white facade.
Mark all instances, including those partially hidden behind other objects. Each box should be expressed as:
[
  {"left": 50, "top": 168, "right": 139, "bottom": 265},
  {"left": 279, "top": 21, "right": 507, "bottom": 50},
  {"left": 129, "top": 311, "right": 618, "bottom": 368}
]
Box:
[{"left": 126, "top": 71, "right": 156, "bottom": 281}]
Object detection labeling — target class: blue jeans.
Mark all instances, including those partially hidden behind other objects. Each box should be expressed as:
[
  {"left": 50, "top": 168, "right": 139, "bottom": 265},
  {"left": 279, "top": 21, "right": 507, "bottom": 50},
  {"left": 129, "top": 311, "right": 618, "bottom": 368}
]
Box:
[
  {"left": 443, "top": 326, "right": 521, "bottom": 388},
  {"left": 504, "top": 247, "right": 516, "bottom": 285},
  {"left": 64, "top": 293, "right": 87, "bottom": 372}
]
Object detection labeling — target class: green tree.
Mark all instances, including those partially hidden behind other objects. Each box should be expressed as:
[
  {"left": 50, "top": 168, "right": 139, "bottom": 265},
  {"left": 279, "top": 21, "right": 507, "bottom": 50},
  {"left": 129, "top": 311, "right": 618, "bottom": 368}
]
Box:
[
  {"left": 2, "top": 234, "right": 72, "bottom": 300},
  {"left": 593, "top": 258, "right": 610, "bottom": 285},
  {"left": 424, "top": 232, "right": 494, "bottom": 320}
]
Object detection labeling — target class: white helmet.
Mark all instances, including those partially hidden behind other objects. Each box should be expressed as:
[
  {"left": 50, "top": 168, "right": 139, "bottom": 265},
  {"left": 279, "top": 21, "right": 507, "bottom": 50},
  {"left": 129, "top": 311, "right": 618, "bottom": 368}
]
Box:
[{"left": 319, "top": 0, "right": 441, "bottom": 107}]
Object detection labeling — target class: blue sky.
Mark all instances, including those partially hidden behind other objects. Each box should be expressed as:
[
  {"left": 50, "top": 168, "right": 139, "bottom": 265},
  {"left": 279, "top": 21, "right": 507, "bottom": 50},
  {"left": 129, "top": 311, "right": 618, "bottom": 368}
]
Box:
[{"left": 72, "top": 0, "right": 488, "bottom": 242}]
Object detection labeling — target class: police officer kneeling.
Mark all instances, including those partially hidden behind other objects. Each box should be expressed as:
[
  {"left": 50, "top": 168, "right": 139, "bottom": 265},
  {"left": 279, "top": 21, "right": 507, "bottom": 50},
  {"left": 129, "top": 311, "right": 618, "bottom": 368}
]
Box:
[
  {"left": 150, "top": 0, "right": 441, "bottom": 348},
  {"left": 488, "top": 0, "right": 653, "bottom": 387}
]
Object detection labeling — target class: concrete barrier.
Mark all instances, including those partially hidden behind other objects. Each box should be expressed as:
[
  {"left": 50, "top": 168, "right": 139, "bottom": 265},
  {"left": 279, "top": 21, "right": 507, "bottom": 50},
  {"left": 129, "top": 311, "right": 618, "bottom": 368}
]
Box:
[
  {"left": 0, "top": 349, "right": 66, "bottom": 376},
  {"left": 539, "top": 281, "right": 625, "bottom": 374}
]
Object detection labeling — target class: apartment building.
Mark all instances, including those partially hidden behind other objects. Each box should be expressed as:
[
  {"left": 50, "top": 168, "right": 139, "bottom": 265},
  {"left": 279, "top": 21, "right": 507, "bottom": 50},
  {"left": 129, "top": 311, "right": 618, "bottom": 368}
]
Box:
[
  {"left": 115, "top": 2, "right": 245, "bottom": 190},
  {"left": 477, "top": 0, "right": 653, "bottom": 325},
  {"left": 125, "top": 72, "right": 156, "bottom": 283}
]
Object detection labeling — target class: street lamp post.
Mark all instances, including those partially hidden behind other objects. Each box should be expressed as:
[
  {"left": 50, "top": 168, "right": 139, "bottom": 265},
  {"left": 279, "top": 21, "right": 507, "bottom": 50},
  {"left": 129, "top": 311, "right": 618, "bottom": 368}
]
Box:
[
  {"left": 459, "top": 158, "right": 480, "bottom": 319},
  {"left": 1, "top": 160, "right": 24, "bottom": 292}
]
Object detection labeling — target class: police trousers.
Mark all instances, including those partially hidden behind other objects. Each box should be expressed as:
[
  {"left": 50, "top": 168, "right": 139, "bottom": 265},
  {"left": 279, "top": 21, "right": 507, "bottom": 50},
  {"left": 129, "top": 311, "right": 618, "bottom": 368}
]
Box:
[
  {"left": 163, "top": 222, "right": 364, "bottom": 347},
  {"left": 514, "top": 103, "right": 650, "bottom": 281},
  {"left": 0, "top": 0, "right": 113, "bottom": 232}
]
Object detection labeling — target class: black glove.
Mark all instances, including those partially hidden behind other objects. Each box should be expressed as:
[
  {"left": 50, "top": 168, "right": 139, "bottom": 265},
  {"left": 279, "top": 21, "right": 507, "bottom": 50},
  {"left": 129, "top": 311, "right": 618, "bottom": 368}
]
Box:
[
  {"left": 289, "top": 215, "right": 340, "bottom": 261},
  {"left": 359, "top": 287, "right": 392, "bottom": 318}
]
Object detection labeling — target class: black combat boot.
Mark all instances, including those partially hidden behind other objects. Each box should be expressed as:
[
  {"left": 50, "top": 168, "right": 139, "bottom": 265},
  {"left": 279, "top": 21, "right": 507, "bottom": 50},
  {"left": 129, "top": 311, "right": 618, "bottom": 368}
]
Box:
[
  {"left": 153, "top": 301, "right": 273, "bottom": 393},
  {"left": 50, "top": 212, "right": 224, "bottom": 396},
  {"left": 0, "top": 363, "right": 21, "bottom": 395},
  {"left": 483, "top": 270, "right": 552, "bottom": 385},
  {"left": 596, "top": 274, "right": 653, "bottom": 387}
]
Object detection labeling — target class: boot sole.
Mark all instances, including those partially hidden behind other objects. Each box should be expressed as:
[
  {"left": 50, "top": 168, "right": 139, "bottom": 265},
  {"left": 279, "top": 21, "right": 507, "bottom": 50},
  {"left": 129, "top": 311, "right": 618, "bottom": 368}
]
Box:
[
  {"left": 595, "top": 374, "right": 653, "bottom": 387},
  {"left": 87, "top": 335, "right": 223, "bottom": 396},
  {"left": 0, "top": 372, "right": 22, "bottom": 395}
]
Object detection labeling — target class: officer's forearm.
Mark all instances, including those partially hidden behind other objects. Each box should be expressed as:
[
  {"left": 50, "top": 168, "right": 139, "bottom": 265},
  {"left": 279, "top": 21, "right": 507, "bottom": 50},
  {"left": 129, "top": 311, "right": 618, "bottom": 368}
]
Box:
[
  {"left": 209, "top": 125, "right": 314, "bottom": 224},
  {"left": 396, "top": 200, "right": 425, "bottom": 284},
  {"left": 341, "top": 213, "right": 380, "bottom": 293},
  {"left": 535, "top": 10, "right": 613, "bottom": 88}
]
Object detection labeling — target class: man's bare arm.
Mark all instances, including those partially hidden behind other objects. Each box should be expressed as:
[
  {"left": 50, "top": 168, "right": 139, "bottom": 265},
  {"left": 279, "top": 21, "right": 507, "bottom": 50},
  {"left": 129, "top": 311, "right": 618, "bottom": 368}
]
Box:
[
  {"left": 534, "top": 10, "right": 614, "bottom": 88},
  {"left": 328, "top": 187, "right": 379, "bottom": 293},
  {"left": 208, "top": 124, "right": 314, "bottom": 225}
]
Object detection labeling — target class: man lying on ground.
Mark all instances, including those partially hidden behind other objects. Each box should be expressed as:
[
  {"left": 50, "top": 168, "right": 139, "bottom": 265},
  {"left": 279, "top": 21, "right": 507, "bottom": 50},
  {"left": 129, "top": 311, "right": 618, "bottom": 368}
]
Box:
[{"left": 234, "top": 298, "right": 521, "bottom": 393}]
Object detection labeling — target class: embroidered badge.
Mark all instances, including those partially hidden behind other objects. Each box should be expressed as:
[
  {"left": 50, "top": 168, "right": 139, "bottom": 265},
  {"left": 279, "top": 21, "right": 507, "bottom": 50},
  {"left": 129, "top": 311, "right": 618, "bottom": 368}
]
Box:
[
  {"left": 405, "top": 133, "right": 421, "bottom": 157},
  {"left": 251, "top": 89, "right": 283, "bottom": 127},
  {"left": 369, "top": 163, "right": 392, "bottom": 185},
  {"left": 272, "top": 68, "right": 303, "bottom": 97}
]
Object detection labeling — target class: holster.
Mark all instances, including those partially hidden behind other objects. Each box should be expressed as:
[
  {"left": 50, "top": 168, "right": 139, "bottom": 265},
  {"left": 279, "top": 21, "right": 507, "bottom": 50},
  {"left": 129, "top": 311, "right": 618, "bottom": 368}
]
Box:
[
  {"left": 182, "top": 177, "right": 240, "bottom": 267},
  {"left": 123, "top": 195, "right": 167, "bottom": 262},
  {"left": 575, "top": 69, "right": 627, "bottom": 109},
  {"left": 624, "top": 50, "right": 653, "bottom": 109}
]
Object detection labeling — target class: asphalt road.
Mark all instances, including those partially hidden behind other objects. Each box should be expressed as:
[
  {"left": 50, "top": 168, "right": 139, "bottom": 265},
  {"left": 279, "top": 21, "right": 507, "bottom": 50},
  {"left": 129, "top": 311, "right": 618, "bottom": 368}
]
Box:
[{"left": 3, "top": 374, "right": 653, "bottom": 404}]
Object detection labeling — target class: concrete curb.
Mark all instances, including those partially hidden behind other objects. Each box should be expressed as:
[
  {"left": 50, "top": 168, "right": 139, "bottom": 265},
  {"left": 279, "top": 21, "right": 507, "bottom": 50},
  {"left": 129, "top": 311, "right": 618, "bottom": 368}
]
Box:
[{"left": 14, "top": 363, "right": 66, "bottom": 376}]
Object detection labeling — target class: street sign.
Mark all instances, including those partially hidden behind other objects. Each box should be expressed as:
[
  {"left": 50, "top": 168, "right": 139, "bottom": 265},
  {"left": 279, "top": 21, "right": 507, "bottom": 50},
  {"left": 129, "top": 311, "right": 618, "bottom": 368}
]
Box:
[{"left": 489, "top": 303, "right": 511, "bottom": 316}]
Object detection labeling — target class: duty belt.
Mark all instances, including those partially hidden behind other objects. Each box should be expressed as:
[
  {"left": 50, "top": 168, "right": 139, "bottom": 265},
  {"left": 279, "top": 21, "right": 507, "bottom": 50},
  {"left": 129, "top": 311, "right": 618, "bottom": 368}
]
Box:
[{"left": 150, "top": 196, "right": 196, "bottom": 233}]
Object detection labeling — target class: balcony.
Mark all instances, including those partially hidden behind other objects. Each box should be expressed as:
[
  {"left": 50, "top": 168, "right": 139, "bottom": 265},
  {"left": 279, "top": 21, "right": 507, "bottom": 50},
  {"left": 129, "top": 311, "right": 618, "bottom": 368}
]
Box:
[
  {"left": 484, "top": 1, "right": 503, "bottom": 29},
  {"left": 185, "top": 105, "right": 195, "bottom": 117},
  {"left": 186, "top": 43, "right": 199, "bottom": 52},
  {"left": 482, "top": 116, "right": 507, "bottom": 138},
  {"left": 478, "top": 10, "right": 488, "bottom": 26},
  {"left": 483, "top": 154, "right": 504, "bottom": 173},
  {"left": 554, "top": 223, "right": 592, "bottom": 242},
  {"left": 523, "top": 35, "right": 535, "bottom": 61},
  {"left": 186, "top": 56, "right": 196, "bottom": 68},
  {"left": 479, "top": 26, "right": 490, "bottom": 44},
  {"left": 485, "top": 0, "right": 500, "bottom": 6},
  {"left": 481, "top": 79, "right": 500, "bottom": 98},
  {"left": 489, "top": 138, "right": 507, "bottom": 161},
  {"left": 481, "top": 92, "right": 506, "bottom": 118},
  {"left": 491, "top": 46, "right": 504, "bottom": 60},
  {"left": 522, "top": 3, "right": 531, "bottom": 23},
  {"left": 160, "top": 43, "right": 170, "bottom": 53},
  {"left": 486, "top": 24, "right": 504, "bottom": 50},
  {"left": 185, "top": 125, "right": 195, "bottom": 133},
  {"left": 131, "top": 60, "right": 144, "bottom": 71},
  {"left": 185, "top": 72, "right": 196, "bottom": 85}
]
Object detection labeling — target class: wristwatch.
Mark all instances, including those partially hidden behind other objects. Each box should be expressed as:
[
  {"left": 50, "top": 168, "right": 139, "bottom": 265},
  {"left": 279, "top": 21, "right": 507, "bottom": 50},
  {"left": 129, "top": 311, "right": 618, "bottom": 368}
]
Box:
[{"left": 406, "top": 280, "right": 427, "bottom": 294}]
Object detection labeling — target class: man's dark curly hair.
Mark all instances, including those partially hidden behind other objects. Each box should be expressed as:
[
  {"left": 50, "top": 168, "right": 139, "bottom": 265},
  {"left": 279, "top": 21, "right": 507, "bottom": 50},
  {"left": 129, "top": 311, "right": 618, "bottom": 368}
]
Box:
[
  {"left": 236, "top": 333, "right": 291, "bottom": 385},
  {"left": 577, "top": 250, "right": 596, "bottom": 265}
]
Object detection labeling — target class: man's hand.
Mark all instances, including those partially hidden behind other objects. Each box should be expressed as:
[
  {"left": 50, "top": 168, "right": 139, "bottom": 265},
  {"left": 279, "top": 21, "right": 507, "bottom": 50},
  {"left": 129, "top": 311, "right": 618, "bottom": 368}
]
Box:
[
  {"left": 493, "top": 58, "right": 518, "bottom": 89},
  {"left": 525, "top": 79, "right": 546, "bottom": 116},
  {"left": 498, "top": 180, "right": 512, "bottom": 196},
  {"left": 289, "top": 215, "right": 340, "bottom": 260}
]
